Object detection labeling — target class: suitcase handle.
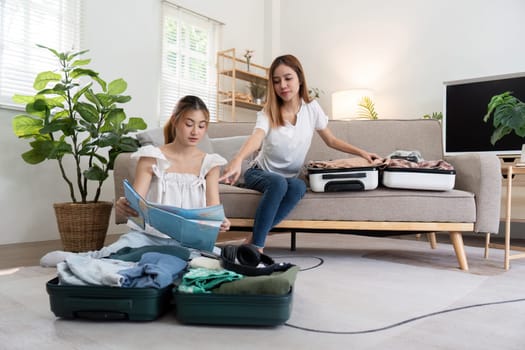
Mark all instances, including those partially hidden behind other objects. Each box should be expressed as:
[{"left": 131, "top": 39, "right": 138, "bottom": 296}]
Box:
[
  {"left": 67, "top": 297, "right": 132, "bottom": 320},
  {"left": 325, "top": 180, "right": 364, "bottom": 192},
  {"left": 74, "top": 310, "right": 129, "bottom": 320},
  {"left": 322, "top": 172, "right": 366, "bottom": 180}
]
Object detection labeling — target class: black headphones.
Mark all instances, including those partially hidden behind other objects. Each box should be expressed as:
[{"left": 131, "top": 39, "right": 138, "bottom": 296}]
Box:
[{"left": 220, "top": 244, "right": 294, "bottom": 276}]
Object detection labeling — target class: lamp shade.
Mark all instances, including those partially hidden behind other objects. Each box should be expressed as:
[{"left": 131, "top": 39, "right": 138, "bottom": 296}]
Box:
[{"left": 332, "top": 89, "right": 374, "bottom": 120}]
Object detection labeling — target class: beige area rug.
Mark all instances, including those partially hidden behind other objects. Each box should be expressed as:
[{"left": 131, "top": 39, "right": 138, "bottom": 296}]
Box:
[
  {"left": 265, "top": 232, "right": 511, "bottom": 276},
  {"left": 1, "top": 233, "right": 525, "bottom": 350}
]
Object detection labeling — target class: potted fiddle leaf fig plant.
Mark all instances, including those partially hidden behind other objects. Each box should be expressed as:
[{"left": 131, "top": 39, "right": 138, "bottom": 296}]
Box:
[
  {"left": 483, "top": 91, "right": 525, "bottom": 145},
  {"left": 11, "top": 45, "right": 147, "bottom": 252}
]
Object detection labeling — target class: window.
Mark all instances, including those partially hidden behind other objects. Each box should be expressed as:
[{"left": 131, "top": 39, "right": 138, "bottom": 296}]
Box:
[
  {"left": 160, "top": 2, "right": 222, "bottom": 124},
  {"left": 0, "top": 0, "right": 82, "bottom": 107}
]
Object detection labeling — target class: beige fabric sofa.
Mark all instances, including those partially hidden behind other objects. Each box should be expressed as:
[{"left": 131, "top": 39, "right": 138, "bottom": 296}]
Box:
[{"left": 113, "top": 119, "right": 502, "bottom": 271}]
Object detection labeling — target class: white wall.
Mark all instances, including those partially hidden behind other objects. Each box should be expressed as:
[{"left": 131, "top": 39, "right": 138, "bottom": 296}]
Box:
[
  {"left": 279, "top": 0, "right": 525, "bottom": 118},
  {"left": 1, "top": 0, "right": 525, "bottom": 245},
  {"left": 277, "top": 0, "right": 525, "bottom": 227},
  {"left": 0, "top": 0, "right": 266, "bottom": 245}
]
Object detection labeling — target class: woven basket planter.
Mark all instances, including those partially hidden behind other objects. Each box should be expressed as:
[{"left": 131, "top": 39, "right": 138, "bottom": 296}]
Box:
[{"left": 53, "top": 201, "right": 113, "bottom": 252}]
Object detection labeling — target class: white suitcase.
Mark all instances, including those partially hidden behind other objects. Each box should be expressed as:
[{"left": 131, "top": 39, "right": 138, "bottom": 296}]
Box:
[
  {"left": 382, "top": 168, "right": 456, "bottom": 191},
  {"left": 307, "top": 166, "right": 379, "bottom": 192}
]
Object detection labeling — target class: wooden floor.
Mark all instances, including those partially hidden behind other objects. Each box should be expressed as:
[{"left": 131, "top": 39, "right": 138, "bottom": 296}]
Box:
[{"left": 0, "top": 231, "right": 523, "bottom": 270}]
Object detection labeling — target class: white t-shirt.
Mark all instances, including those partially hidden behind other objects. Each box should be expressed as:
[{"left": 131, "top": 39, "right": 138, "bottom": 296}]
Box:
[{"left": 254, "top": 99, "right": 329, "bottom": 178}]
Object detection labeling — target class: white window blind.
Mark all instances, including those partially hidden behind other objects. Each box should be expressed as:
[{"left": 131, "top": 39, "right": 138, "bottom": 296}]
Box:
[
  {"left": 160, "top": 2, "right": 222, "bottom": 124},
  {"left": 0, "top": 0, "right": 81, "bottom": 107}
]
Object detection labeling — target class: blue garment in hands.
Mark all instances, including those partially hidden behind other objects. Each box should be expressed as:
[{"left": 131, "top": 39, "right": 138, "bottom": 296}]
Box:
[{"left": 118, "top": 252, "right": 187, "bottom": 288}]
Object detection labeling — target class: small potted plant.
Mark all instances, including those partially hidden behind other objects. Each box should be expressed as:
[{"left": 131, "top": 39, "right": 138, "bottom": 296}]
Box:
[
  {"left": 357, "top": 96, "right": 379, "bottom": 120},
  {"left": 308, "top": 87, "right": 324, "bottom": 100},
  {"left": 11, "top": 45, "right": 147, "bottom": 251},
  {"left": 249, "top": 81, "right": 266, "bottom": 105},
  {"left": 422, "top": 112, "right": 443, "bottom": 122},
  {"left": 483, "top": 91, "right": 525, "bottom": 145}
]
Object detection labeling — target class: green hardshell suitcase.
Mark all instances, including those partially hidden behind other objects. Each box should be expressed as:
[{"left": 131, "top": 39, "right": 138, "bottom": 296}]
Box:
[
  {"left": 173, "top": 288, "right": 293, "bottom": 326},
  {"left": 46, "top": 277, "right": 173, "bottom": 321}
]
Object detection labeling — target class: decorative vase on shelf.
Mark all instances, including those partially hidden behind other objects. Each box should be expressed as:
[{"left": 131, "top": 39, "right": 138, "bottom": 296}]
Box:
[{"left": 244, "top": 49, "right": 254, "bottom": 72}]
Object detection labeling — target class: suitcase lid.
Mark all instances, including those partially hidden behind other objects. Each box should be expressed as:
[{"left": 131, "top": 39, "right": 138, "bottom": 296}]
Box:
[
  {"left": 307, "top": 166, "right": 379, "bottom": 174},
  {"left": 383, "top": 167, "right": 456, "bottom": 175}
]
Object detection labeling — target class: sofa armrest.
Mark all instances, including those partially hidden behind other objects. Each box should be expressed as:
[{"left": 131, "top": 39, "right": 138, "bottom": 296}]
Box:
[
  {"left": 445, "top": 153, "right": 502, "bottom": 233},
  {"left": 113, "top": 152, "right": 139, "bottom": 224}
]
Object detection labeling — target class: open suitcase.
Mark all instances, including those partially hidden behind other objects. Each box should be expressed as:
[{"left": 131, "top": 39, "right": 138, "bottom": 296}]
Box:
[
  {"left": 46, "top": 277, "right": 173, "bottom": 321},
  {"left": 174, "top": 246, "right": 297, "bottom": 327},
  {"left": 382, "top": 167, "right": 456, "bottom": 191},
  {"left": 173, "top": 289, "right": 293, "bottom": 326},
  {"left": 307, "top": 166, "right": 379, "bottom": 192}
]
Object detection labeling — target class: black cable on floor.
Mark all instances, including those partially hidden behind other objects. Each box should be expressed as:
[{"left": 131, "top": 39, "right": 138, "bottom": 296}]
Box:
[
  {"left": 273, "top": 254, "right": 525, "bottom": 334},
  {"left": 272, "top": 254, "right": 525, "bottom": 335},
  {"left": 274, "top": 255, "right": 324, "bottom": 271},
  {"left": 284, "top": 297, "right": 525, "bottom": 334}
]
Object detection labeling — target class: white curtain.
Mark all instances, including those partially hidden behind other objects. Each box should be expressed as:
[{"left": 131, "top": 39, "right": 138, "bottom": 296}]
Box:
[
  {"left": 0, "top": 0, "right": 82, "bottom": 106},
  {"left": 160, "top": 1, "right": 222, "bottom": 124}
]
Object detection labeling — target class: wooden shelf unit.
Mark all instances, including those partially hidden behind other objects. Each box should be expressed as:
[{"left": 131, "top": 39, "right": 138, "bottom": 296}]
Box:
[{"left": 216, "top": 48, "right": 269, "bottom": 121}]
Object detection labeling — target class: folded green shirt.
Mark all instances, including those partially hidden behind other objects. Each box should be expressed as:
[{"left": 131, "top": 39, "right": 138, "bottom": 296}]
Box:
[
  {"left": 178, "top": 267, "right": 243, "bottom": 294},
  {"left": 211, "top": 265, "right": 299, "bottom": 295}
]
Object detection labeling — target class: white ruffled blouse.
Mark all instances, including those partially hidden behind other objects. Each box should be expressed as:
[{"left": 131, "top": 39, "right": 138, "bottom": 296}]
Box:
[
  {"left": 131, "top": 145, "right": 227, "bottom": 208},
  {"left": 128, "top": 145, "right": 227, "bottom": 238}
]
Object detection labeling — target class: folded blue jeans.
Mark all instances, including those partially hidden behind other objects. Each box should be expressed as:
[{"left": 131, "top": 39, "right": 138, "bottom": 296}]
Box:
[{"left": 243, "top": 166, "right": 306, "bottom": 248}]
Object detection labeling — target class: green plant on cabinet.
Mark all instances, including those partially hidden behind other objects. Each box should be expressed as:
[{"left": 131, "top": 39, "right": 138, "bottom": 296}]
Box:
[{"left": 483, "top": 91, "right": 525, "bottom": 145}]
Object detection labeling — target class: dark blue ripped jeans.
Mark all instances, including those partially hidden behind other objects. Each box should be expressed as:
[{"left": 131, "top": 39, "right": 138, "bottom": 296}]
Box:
[{"left": 243, "top": 166, "right": 307, "bottom": 248}]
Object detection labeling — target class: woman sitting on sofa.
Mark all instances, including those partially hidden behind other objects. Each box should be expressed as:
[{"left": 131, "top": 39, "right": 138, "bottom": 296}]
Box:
[{"left": 219, "top": 54, "right": 380, "bottom": 253}]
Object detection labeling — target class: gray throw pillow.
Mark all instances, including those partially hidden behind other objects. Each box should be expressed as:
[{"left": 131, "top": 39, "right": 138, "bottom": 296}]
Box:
[
  {"left": 209, "top": 135, "right": 248, "bottom": 162},
  {"left": 137, "top": 127, "right": 164, "bottom": 147},
  {"left": 209, "top": 135, "right": 256, "bottom": 184}
]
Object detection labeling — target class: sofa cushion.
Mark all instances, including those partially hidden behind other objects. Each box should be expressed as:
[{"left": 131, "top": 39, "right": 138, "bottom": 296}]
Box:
[{"left": 219, "top": 185, "right": 476, "bottom": 224}]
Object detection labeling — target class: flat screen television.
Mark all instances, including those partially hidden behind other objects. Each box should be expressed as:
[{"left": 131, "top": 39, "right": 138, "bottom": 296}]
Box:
[{"left": 443, "top": 72, "right": 525, "bottom": 156}]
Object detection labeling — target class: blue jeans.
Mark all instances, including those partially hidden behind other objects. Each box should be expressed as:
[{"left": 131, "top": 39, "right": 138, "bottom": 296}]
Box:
[{"left": 243, "top": 166, "right": 307, "bottom": 248}]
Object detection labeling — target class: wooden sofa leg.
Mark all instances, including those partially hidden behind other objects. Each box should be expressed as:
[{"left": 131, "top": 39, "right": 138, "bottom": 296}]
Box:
[
  {"left": 449, "top": 231, "right": 469, "bottom": 271},
  {"left": 484, "top": 233, "right": 490, "bottom": 259},
  {"left": 427, "top": 232, "right": 437, "bottom": 249},
  {"left": 290, "top": 231, "right": 296, "bottom": 251}
]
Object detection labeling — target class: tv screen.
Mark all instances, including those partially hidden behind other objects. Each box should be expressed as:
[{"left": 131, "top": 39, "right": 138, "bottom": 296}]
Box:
[{"left": 443, "top": 72, "right": 525, "bottom": 155}]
